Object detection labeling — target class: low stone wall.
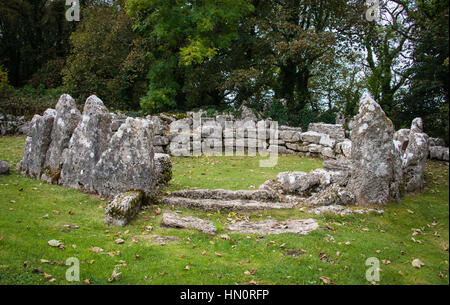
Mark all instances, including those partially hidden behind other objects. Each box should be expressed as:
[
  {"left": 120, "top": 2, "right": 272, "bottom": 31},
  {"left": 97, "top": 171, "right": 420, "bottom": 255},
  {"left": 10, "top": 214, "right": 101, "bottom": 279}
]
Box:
[
  {"left": 0, "top": 113, "right": 28, "bottom": 136},
  {"left": 148, "top": 114, "right": 352, "bottom": 160}
]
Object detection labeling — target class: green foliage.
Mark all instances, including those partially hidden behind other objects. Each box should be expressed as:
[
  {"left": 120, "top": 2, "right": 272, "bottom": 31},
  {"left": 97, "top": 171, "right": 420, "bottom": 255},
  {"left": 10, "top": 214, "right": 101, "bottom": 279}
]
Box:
[
  {"left": 63, "top": 2, "right": 148, "bottom": 110},
  {"left": 28, "top": 58, "right": 66, "bottom": 89},
  {"left": 0, "top": 66, "right": 12, "bottom": 100},
  {"left": 0, "top": 0, "right": 75, "bottom": 87},
  {"left": 126, "top": 0, "right": 254, "bottom": 114},
  {"left": 0, "top": 86, "right": 65, "bottom": 119}
]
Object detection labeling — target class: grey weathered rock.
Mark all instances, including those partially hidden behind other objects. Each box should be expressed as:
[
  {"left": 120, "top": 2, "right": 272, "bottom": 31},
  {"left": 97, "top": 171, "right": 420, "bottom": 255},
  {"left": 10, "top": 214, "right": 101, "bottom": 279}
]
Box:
[
  {"left": 154, "top": 153, "right": 172, "bottom": 188},
  {"left": 44, "top": 94, "right": 81, "bottom": 174},
  {"left": 301, "top": 131, "right": 322, "bottom": 144},
  {"left": 402, "top": 118, "right": 429, "bottom": 193},
  {"left": 20, "top": 110, "right": 56, "bottom": 178},
  {"left": 60, "top": 95, "right": 112, "bottom": 191},
  {"left": 169, "top": 188, "right": 280, "bottom": 202},
  {"left": 239, "top": 105, "right": 258, "bottom": 121},
  {"left": 227, "top": 218, "right": 318, "bottom": 235},
  {"left": 336, "top": 139, "right": 352, "bottom": 159},
  {"left": 321, "top": 147, "right": 335, "bottom": 159},
  {"left": 280, "top": 130, "right": 301, "bottom": 143},
  {"left": 308, "top": 123, "right": 346, "bottom": 141},
  {"left": 0, "top": 160, "right": 9, "bottom": 175},
  {"left": 307, "top": 144, "right": 323, "bottom": 154},
  {"left": 348, "top": 95, "right": 400, "bottom": 205},
  {"left": 394, "top": 129, "right": 410, "bottom": 152},
  {"left": 323, "top": 159, "right": 351, "bottom": 172},
  {"left": 305, "top": 185, "right": 355, "bottom": 207},
  {"left": 92, "top": 117, "right": 155, "bottom": 197},
  {"left": 429, "top": 146, "right": 449, "bottom": 161},
  {"left": 161, "top": 213, "right": 217, "bottom": 235},
  {"left": 308, "top": 205, "right": 384, "bottom": 216},
  {"left": 336, "top": 113, "right": 346, "bottom": 126},
  {"left": 319, "top": 134, "right": 336, "bottom": 148},
  {"left": 276, "top": 171, "right": 322, "bottom": 196},
  {"left": 105, "top": 191, "right": 144, "bottom": 226},
  {"left": 161, "top": 197, "right": 293, "bottom": 211}
]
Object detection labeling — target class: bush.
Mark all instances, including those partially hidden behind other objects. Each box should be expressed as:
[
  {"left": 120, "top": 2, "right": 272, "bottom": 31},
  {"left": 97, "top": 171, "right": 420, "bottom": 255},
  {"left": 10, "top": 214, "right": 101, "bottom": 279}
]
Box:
[
  {"left": 28, "top": 58, "right": 66, "bottom": 89},
  {"left": 0, "top": 86, "right": 66, "bottom": 119}
]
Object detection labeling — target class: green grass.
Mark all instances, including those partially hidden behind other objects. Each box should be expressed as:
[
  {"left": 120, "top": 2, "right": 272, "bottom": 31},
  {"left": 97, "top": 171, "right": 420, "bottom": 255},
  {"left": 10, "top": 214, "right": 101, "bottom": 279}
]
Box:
[{"left": 0, "top": 136, "right": 448, "bottom": 285}]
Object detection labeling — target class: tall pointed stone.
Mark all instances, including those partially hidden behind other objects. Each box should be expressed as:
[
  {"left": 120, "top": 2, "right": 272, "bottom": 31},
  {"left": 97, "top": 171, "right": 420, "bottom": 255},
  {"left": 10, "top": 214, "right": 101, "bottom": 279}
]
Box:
[
  {"left": 60, "top": 95, "right": 112, "bottom": 191},
  {"left": 348, "top": 95, "right": 401, "bottom": 206},
  {"left": 402, "top": 118, "right": 429, "bottom": 193},
  {"left": 92, "top": 117, "right": 155, "bottom": 197},
  {"left": 19, "top": 109, "right": 56, "bottom": 178},
  {"left": 44, "top": 94, "right": 81, "bottom": 175}
]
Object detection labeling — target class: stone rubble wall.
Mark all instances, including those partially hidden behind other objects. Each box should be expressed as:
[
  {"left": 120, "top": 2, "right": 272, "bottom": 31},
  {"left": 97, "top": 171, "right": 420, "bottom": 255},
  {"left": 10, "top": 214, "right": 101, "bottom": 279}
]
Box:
[{"left": 148, "top": 114, "right": 352, "bottom": 160}]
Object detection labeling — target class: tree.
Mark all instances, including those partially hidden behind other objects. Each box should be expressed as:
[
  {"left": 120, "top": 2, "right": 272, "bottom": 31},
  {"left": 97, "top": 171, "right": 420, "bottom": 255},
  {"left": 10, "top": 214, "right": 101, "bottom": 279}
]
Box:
[
  {"left": 63, "top": 1, "right": 149, "bottom": 109},
  {"left": 126, "top": 0, "right": 254, "bottom": 114},
  {"left": 0, "top": 0, "right": 76, "bottom": 87}
]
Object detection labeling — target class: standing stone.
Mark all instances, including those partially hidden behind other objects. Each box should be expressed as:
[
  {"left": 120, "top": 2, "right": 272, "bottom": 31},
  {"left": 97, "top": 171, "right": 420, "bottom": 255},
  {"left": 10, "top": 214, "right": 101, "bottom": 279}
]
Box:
[
  {"left": 402, "top": 118, "right": 429, "bottom": 193},
  {"left": 348, "top": 95, "right": 400, "bottom": 206},
  {"left": 44, "top": 94, "right": 81, "bottom": 175},
  {"left": 20, "top": 110, "right": 56, "bottom": 178},
  {"left": 60, "top": 95, "right": 112, "bottom": 191},
  {"left": 92, "top": 117, "right": 155, "bottom": 197}
]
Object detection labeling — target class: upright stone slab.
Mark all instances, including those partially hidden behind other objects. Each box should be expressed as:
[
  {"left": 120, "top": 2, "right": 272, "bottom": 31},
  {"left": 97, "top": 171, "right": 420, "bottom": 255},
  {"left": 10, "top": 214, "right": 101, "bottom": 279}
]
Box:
[
  {"left": 60, "top": 95, "right": 112, "bottom": 191},
  {"left": 348, "top": 95, "right": 400, "bottom": 206},
  {"left": 402, "top": 118, "right": 429, "bottom": 193},
  {"left": 44, "top": 94, "right": 81, "bottom": 174},
  {"left": 92, "top": 117, "right": 155, "bottom": 197},
  {"left": 20, "top": 110, "right": 56, "bottom": 178},
  {"left": 154, "top": 153, "right": 172, "bottom": 188}
]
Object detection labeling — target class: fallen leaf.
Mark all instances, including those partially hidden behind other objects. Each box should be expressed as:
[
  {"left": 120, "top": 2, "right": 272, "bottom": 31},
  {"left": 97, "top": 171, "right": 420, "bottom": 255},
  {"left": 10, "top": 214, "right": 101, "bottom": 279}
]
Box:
[
  {"left": 184, "top": 265, "right": 190, "bottom": 270},
  {"left": 83, "top": 279, "right": 91, "bottom": 285},
  {"left": 115, "top": 238, "right": 125, "bottom": 244},
  {"left": 320, "top": 276, "right": 332, "bottom": 285},
  {"left": 108, "top": 267, "right": 121, "bottom": 282},
  {"left": 412, "top": 258, "right": 424, "bottom": 268},
  {"left": 215, "top": 252, "right": 222, "bottom": 257},
  {"left": 43, "top": 273, "right": 53, "bottom": 280},
  {"left": 48, "top": 278, "right": 56, "bottom": 283},
  {"left": 90, "top": 246, "right": 104, "bottom": 253}
]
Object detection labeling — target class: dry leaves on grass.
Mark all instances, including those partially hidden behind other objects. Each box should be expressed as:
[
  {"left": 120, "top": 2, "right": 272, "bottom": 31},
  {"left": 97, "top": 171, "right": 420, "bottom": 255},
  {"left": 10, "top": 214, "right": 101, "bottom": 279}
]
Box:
[
  {"left": 412, "top": 259, "right": 425, "bottom": 269},
  {"left": 48, "top": 240, "right": 65, "bottom": 249}
]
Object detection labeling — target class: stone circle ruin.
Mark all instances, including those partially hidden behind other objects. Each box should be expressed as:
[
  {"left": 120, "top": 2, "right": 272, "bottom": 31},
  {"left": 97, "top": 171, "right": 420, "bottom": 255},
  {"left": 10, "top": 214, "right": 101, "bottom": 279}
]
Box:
[{"left": 17, "top": 93, "right": 449, "bottom": 234}]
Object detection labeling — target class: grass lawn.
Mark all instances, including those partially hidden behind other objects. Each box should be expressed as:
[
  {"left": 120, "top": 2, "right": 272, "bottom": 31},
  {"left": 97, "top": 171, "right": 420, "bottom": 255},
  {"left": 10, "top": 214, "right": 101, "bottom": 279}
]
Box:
[{"left": 0, "top": 136, "right": 448, "bottom": 285}]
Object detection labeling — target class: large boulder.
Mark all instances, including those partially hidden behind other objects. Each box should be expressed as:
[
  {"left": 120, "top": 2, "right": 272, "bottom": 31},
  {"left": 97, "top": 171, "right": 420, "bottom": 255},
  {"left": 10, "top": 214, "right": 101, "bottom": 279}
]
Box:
[
  {"left": 19, "top": 110, "right": 56, "bottom": 178},
  {"left": 402, "top": 118, "right": 429, "bottom": 193},
  {"left": 44, "top": 94, "right": 81, "bottom": 174},
  {"left": 308, "top": 123, "right": 346, "bottom": 141},
  {"left": 92, "top": 117, "right": 155, "bottom": 197},
  {"left": 305, "top": 185, "right": 356, "bottom": 207},
  {"left": 105, "top": 191, "right": 144, "bottom": 226},
  {"left": 429, "top": 146, "right": 449, "bottom": 161},
  {"left": 60, "top": 96, "right": 112, "bottom": 191},
  {"left": 348, "top": 95, "right": 401, "bottom": 206}
]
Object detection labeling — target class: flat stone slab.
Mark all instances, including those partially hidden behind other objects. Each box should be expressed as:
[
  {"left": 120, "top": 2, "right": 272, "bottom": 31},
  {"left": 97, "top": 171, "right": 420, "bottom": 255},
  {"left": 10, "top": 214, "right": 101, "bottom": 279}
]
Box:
[
  {"left": 161, "top": 197, "right": 293, "bottom": 211},
  {"left": 227, "top": 219, "right": 318, "bottom": 235},
  {"left": 308, "top": 205, "right": 384, "bottom": 216},
  {"left": 169, "top": 189, "right": 280, "bottom": 202},
  {"left": 161, "top": 213, "right": 217, "bottom": 235}
]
